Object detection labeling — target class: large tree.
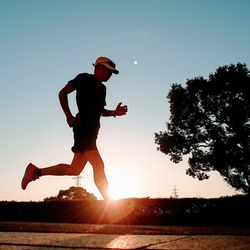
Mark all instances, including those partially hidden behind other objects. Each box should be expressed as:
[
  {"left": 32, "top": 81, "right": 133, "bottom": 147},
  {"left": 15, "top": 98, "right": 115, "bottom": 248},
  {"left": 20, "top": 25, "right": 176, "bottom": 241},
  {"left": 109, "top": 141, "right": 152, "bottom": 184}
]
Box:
[{"left": 155, "top": 63, "right": 250, "bottom": 194}]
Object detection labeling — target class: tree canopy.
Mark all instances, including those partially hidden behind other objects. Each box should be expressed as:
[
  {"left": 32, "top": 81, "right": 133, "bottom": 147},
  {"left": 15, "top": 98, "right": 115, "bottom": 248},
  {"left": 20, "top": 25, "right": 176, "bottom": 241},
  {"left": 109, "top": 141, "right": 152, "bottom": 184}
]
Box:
[
  {"left": 44, "top": 186, "right": 97, "bottom": 201},
  {"left": 155, "top": 63, "right": 250, "bottom": 194}
]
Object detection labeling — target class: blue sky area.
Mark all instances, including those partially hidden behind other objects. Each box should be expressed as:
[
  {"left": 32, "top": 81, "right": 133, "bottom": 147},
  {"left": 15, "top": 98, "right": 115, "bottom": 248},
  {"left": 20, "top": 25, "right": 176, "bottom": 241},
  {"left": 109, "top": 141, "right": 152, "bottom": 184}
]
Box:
[{"left": 1, "top": 0, "right": 250, "bottom": 201}]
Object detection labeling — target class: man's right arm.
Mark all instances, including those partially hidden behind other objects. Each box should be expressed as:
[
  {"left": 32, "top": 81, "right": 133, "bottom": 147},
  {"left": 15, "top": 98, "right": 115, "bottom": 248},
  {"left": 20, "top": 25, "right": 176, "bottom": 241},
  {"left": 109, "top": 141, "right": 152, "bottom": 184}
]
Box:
[{"left": 58, "top": 83, "right": 79, "bottom": 127}]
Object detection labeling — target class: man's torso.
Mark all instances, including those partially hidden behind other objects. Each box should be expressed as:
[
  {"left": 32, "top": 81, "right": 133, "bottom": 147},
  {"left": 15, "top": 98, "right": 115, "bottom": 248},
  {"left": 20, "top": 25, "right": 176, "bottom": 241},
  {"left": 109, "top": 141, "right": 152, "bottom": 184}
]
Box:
[{"left": 69, "top": 73, "right": 106, "bottom": 128}]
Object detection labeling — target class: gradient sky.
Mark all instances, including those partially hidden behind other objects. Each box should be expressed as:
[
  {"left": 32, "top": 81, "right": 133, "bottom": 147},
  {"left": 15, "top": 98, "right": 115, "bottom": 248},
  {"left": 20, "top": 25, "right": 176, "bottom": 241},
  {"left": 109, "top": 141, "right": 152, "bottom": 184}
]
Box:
[{"left": 1, "top": 0, "right": 250, "bottom": 201}]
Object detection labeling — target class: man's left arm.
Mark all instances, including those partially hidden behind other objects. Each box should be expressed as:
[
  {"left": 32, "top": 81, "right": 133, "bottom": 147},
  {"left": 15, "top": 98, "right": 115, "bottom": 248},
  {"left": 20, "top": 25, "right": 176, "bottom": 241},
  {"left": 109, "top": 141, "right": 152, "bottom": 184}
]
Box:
[{"left": 102, "top": 102, "right": 128, "bottom": 117}]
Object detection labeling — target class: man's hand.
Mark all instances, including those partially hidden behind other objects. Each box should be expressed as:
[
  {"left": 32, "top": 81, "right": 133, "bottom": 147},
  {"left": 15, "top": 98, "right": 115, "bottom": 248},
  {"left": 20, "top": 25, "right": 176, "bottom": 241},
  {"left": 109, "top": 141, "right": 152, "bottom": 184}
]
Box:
[
  {"left": 114, "top": 102, "right": 128, "bottom": 117},
  {"left": 67, "top": 116, "right": 81, "bottom": 127}
]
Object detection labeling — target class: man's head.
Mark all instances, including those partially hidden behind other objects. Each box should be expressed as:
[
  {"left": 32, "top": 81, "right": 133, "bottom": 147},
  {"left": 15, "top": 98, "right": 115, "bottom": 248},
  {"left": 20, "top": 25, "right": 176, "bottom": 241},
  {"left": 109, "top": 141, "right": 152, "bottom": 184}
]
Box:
[
  {"left": 93, "top": 57, "right": 119, "bottom": 74},
  {"left": 93, "top": 57, "right": 119, "bottom": 82}
]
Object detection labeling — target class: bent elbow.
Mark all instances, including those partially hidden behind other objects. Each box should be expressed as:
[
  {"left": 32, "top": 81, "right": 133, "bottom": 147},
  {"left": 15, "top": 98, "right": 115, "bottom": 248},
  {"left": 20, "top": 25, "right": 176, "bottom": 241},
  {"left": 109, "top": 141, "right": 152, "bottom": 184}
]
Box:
[
  {"left": 58, "top": 88, "right": 67, "bottom": 100},
  {"left": 58, "top": 89, "right": 63, "bottom": 99}
]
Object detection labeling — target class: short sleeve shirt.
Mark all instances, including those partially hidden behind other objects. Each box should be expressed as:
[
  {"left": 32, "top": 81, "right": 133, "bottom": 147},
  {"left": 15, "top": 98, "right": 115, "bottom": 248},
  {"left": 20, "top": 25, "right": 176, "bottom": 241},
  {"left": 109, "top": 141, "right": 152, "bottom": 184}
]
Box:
[{"left": 68, "top": 73, "right": 106, "bottom": 128}]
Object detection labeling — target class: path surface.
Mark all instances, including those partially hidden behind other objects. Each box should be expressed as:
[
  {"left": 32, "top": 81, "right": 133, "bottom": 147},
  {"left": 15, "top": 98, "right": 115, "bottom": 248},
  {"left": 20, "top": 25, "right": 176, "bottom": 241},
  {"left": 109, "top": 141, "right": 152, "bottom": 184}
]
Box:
[{"left": 0, "top": 222, "right": 249, "bottom": 249}]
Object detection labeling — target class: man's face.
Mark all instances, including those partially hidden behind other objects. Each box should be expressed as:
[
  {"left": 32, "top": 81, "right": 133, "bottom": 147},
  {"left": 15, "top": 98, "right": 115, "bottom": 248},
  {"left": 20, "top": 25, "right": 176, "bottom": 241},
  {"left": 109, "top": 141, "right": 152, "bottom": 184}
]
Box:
[{"left": 95, "top": 65, "right": 113, "bottom": 82}]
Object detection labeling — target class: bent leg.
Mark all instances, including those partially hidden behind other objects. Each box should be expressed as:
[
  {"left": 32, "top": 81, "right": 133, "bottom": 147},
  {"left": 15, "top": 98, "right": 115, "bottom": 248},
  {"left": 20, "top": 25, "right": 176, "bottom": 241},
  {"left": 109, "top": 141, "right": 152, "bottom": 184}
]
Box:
[
  {"left": 85, "top": 149, "right": 109, "bottom": 201},
  {"left": 40, "top": 153, "right": 88, "bottom": 176}
]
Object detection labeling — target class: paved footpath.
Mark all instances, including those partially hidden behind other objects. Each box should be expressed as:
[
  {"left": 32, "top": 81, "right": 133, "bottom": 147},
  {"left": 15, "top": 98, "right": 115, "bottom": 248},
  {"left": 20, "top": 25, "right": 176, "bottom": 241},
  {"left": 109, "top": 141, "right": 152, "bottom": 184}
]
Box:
[{"left": 0, "top": 222, "right": 250, "bottom": 249}]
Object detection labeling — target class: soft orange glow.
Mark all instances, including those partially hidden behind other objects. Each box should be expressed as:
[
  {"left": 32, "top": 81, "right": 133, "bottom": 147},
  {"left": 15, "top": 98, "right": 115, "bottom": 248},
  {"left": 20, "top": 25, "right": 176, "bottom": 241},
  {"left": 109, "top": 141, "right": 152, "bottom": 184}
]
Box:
[{"left": 108, "top": 169, "right": 136, "bottom": 200}]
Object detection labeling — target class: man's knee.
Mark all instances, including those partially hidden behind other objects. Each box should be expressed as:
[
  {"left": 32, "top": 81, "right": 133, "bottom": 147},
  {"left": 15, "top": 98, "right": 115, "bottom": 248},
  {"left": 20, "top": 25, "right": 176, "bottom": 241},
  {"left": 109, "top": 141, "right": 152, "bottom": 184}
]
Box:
[
  {"left": 69, "top": 163, "right": 83, "bottom": 175},
  {"left": 70, "top": 153, "right": 87, "bottom": 175},
  {"left": 73, "top": 168, "right": 82, "bottom": 176}
]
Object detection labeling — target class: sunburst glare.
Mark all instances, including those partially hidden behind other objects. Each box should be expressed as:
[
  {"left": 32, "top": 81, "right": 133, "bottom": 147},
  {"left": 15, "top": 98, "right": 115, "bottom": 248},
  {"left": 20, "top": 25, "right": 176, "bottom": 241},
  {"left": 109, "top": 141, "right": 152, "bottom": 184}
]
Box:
[{"left": 108, "top": 169, "right": 136, "bottom": 200}]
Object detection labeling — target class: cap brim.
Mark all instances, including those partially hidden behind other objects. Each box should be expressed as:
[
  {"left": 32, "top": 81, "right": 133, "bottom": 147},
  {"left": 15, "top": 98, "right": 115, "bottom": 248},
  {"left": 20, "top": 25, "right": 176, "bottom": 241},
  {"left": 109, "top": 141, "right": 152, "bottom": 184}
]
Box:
[
  {"left": 102, "top": 63, "right": 119, "bottom": 74},
  {"left": 112, "top": 69, "right": 119, "bottom": 74},
  {"left": 93, "top": 63, "right": 119, "bottom": 74}
]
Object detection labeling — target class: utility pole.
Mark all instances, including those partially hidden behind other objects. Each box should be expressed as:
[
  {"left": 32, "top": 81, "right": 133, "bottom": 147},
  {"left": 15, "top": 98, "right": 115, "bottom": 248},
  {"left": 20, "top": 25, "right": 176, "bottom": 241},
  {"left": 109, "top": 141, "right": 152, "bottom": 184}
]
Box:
[
  {"left": 172, "top": 185, "right": 179, "bottom": 198},
  {"left": 73, "top": 176, "right": 83, "bottom": 187}
]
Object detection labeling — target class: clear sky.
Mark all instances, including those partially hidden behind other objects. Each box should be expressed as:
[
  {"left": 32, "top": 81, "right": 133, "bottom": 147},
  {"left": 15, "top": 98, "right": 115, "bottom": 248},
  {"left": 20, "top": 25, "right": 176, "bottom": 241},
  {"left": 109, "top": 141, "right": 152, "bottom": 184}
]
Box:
[{"left": 1, "top": 0, "right": 250, "bottom": 201}]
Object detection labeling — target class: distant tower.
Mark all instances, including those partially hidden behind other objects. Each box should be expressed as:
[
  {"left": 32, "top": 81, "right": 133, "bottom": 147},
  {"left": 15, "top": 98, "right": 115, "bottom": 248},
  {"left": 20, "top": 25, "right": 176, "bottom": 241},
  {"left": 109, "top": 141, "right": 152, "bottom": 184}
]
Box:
[
  {"left": 172, "top": 185, "right": 179, "bottom": 198},
  {"left": 73, "top": 176, "right": 83, "bottom": 187}
]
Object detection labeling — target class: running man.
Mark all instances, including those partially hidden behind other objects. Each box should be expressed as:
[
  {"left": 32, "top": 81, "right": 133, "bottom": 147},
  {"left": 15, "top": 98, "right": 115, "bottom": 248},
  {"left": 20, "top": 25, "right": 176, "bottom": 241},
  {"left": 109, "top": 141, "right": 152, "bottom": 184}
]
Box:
[{"left": 21, "top": 56, "right": 128, "bottom": 200}]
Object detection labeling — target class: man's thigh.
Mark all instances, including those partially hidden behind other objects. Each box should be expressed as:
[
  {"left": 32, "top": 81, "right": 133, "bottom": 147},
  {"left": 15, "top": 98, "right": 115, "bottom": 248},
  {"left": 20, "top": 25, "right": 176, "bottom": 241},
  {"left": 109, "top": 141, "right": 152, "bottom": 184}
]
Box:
[{"left": 84, "top": 149, "right": 104, "bottom": 167}]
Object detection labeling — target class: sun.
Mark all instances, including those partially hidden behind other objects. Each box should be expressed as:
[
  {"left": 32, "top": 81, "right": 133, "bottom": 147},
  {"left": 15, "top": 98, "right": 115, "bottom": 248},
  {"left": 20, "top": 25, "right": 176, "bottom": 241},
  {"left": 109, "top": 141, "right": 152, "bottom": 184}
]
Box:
[{"left": 108, "top": 169, "right": 136, "bottom": 200}]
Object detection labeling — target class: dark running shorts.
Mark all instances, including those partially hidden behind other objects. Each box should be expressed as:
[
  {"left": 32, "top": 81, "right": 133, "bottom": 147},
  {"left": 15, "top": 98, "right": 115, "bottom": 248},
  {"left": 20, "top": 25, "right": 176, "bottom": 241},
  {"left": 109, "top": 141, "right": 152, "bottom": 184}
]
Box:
[{"left": 71, "top": 125, "right": 99, "bottom": 153}]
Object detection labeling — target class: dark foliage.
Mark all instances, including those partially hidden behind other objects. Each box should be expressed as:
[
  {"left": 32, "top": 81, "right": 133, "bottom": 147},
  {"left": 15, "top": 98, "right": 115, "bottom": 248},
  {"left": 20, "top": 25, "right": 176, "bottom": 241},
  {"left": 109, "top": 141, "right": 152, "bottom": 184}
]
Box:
[
  {"left": 0, "top": 196, "right": 249, "bottom": 226},
  {"left": 155, "top": 63, "right": 250, "bottom": 193},
  {"left": 43, "top": 186, "right": 97, "bottom": 201}
]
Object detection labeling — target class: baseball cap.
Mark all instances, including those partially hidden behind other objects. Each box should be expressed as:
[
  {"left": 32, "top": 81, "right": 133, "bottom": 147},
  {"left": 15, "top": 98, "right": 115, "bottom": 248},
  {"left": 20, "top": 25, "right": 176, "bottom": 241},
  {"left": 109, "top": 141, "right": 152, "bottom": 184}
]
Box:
[{"left": 93, "top": 57, "right": 119, "bottom": 74}]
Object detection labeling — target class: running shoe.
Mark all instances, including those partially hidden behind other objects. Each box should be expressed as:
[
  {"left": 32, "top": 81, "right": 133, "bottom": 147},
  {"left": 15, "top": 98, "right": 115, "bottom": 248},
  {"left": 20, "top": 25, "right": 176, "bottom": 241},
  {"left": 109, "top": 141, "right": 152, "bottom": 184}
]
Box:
[{"left": 21, "top": 163, "right": 39, "bottom": 190}]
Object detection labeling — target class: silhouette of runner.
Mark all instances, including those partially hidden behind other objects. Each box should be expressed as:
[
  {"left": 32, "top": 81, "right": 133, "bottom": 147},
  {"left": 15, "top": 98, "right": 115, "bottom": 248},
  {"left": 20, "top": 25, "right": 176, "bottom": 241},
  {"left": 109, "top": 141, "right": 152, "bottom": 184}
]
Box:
[{"left": 21, "top": 57, "right": 128, "bottom": 200}]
